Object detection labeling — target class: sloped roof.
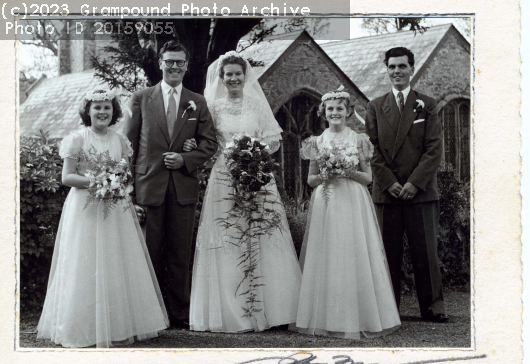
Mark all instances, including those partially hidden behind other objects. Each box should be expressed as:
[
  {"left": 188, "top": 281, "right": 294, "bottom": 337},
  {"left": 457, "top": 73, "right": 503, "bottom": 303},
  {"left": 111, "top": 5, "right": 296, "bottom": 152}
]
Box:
[
  {"left": 19, "top": 70, "right": 128, "bottom": 138},
  {"left": 239, "top": 33, "right": 301, "bottom": 79},
  {"left": 239, "top": 29, "right": 368, "bottom": 104},
  {"left": 320, "top": 24, "right": 469, "bottom": 100}
]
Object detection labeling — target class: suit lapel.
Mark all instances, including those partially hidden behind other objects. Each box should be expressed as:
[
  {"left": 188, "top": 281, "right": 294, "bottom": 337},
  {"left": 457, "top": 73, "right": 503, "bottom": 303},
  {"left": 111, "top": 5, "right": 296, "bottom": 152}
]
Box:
[
  {"left": 148, "top": 83, "right": 170, "bottom": 145},
  {"left": 170, "top": 87, "right": 191, "bottom": 147},
  {"left": 382, "top": 92, "right": 400, "bottom": 133},
  {"left": 392, "top": 89, "right": 418, "bottom": 160}
]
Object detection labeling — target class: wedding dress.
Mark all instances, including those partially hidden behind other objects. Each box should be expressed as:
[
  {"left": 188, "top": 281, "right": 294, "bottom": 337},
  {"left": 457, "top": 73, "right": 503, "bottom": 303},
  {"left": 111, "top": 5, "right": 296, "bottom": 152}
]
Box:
[
  {"left": 291, "top": 127, "right": 401, "bottom": 339},
  {"left": 37, "top": 128, "right": 169, "bottom": 348},
  {"left": 189, "top": 54, "right": 302, "bottom": 332}
]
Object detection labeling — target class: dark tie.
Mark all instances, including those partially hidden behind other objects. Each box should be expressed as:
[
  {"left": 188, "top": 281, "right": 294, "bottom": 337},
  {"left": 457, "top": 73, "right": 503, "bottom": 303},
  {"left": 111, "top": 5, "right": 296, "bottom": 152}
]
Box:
[
  {"left": 167, "top": 88, "right": 177, "bottom": 139},
  {"left": 397, "top": 91, "right": 404, "bottom": 115}
]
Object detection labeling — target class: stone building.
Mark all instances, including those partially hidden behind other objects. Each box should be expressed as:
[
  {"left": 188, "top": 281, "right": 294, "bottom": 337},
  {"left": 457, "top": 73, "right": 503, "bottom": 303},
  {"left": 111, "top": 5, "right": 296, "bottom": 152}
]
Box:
[{"left": 20, "top": 23, "right": 471, "bottom": 200}]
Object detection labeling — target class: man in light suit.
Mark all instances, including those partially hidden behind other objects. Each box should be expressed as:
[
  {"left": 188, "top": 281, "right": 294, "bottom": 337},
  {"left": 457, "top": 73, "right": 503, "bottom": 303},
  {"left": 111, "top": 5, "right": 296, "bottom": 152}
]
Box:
[
  {"left": 123, "top": 41, "right": 217, "bottom": 329},
  {"left": 365, "top": 47, "right": 448, "bottom": 322}
]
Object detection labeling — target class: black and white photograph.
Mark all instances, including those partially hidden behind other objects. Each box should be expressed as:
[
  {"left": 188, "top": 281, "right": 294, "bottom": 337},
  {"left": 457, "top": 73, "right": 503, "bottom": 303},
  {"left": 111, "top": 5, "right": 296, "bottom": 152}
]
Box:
[{"left": 15, "top": 14, "right": 474, "bottom": 353}]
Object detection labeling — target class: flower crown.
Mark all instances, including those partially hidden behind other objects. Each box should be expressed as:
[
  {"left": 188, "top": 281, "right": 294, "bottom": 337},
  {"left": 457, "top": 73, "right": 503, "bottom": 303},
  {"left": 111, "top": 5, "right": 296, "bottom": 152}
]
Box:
[
  {"left": 84, "top": 89, "right": 117, "bottom": 102},
  {"left": 218, "top": 50, "right": 245, "bottom": 71},
  {"left": 321, "top": 85, "right": 350, "bottom": 102}
]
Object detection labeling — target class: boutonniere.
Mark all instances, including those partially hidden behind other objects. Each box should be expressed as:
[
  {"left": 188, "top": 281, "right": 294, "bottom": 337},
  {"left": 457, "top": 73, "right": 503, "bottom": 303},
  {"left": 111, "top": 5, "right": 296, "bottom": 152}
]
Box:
[
  {"left": 413, "top": 99, "right": 425, "bottom": 113},
  {"left": 181, "top": 100, "right": 197, "bottom": 118}
]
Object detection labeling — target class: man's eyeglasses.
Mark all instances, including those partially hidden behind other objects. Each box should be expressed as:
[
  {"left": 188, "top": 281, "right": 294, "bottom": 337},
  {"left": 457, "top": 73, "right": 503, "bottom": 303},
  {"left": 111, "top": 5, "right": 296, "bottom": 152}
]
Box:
[{"left": 163, "top": 59, "right": 187, "bottom": 68}]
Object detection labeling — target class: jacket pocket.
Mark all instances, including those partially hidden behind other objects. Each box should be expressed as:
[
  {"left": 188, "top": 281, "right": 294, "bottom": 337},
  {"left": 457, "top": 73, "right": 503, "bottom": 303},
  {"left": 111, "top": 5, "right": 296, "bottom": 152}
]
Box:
[{"left": 135, "top": 164, "right": 147, "bottom": 175}]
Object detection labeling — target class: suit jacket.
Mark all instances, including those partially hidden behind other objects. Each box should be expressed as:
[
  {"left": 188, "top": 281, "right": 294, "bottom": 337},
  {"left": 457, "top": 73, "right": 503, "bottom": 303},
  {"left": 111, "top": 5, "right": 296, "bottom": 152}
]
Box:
[
  {"left": 123, "top": 82, "right": 217, "bottom": 206},
  {"left": 365, "top": 89, "right": 443, "bottom": 204}
]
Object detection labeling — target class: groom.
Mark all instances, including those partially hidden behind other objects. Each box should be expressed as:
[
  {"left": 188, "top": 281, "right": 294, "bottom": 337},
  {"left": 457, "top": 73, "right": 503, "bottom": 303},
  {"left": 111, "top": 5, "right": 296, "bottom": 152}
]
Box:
[
  {"left": 365, "top": 47, "right": 448, "bottom": 323},
  {"left": 123, "top": 41, "right": 217, "bottom": 329}
]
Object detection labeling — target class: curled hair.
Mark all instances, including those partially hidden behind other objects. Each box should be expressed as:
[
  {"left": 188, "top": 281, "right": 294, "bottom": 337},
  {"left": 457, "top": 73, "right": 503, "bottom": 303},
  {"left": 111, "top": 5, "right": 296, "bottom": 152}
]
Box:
[
  {"left": 384, "top": 47, "right": 415, "bottom": 67},
  {"left": 317, "top": 97, "right": 352, "bottom": 119},
  {"left": 219, "top": 56, "right": 247, "bottom": 79},
  {"left": 159, "top": 40, "right": 190, "bottom": 61},
  {"left": 79, "top": 90, "right": 123, "bottom": 127}
]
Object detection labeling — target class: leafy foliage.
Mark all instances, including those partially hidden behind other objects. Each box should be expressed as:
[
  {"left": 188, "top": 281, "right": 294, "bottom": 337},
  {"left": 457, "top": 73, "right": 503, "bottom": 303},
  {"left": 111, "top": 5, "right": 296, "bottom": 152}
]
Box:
[
  {"left": 362, "top": 18, "right": 429, "bottom": 35},
  {"left": 19, "top": 131, "right": 69, "bottom": 312}
]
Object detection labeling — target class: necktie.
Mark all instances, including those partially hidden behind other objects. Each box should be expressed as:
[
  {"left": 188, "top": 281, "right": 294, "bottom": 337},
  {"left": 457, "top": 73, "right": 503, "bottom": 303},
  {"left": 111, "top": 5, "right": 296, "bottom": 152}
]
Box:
[
  {"left": 397, "top": 91, "right": 404, "bottom": 115},
  {"left": 167, "top": 88, "right": 177, "bottom": 139}
]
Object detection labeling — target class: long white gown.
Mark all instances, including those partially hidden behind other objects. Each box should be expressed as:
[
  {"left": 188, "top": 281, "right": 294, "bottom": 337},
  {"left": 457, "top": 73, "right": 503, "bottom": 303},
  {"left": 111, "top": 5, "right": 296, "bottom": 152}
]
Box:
[
  {"left": 291, "top": 127, "right": 401, "bottom": 339},
  {"left": 36, "top": 128, "right": 169, "bottom": 348},
  {"left": 190, "top": 97, "right": 302, "bottom": 332}
]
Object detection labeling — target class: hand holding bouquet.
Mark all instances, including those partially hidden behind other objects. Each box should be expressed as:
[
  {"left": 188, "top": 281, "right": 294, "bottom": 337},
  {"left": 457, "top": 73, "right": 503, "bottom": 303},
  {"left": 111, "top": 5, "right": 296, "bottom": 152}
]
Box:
[
  {"left": 315, "top": 140, "right": 359, "bottom": 206},
  {"left": 84, "top": 153, "right": 134, "bottom": 219},
  {"left": 224, "top": 133, "right": 276, "bottom": 206}
]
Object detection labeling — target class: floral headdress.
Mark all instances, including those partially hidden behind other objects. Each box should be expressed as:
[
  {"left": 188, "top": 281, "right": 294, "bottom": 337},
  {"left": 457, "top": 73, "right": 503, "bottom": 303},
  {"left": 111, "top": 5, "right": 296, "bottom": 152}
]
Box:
[
  {"left": 217, "top": 50, "right": 245, "bottom": 72},
  {"left": 321, "top": 85, "right": 350, "bottom": 102},
  {"left": 84, "top": 89, "right": 117, "bottom": 102}
]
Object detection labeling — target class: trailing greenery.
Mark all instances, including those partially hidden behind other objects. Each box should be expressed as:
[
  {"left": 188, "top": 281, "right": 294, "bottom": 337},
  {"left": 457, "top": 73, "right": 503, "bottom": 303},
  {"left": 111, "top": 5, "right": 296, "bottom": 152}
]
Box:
[{"left": 19, "top": 131, "right": 69, "bottom": 312}]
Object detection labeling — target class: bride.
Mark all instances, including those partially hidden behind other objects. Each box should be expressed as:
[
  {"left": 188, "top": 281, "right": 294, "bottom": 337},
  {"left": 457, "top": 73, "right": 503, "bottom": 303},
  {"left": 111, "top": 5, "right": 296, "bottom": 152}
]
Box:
[{"left": 189, "top": 51, "right": 302, "bottom": 332}]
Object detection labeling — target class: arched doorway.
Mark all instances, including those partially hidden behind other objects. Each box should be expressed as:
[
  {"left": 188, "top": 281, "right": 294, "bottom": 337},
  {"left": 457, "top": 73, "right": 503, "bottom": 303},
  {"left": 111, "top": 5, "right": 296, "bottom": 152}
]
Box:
[
  {"left": 273, "top": 92, "right": 323, "bottom": 200},
  {"left": 439, "top": 99, "right": 470, "bottom": 181}
]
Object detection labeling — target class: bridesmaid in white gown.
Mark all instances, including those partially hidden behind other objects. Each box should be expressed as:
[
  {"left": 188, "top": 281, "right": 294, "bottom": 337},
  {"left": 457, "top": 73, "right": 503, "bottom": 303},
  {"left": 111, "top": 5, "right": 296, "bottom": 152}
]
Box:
[
  {"left": 291, "top": 88, "right": 401, "bottom": 339},
  {"left": 189, "top": 51, "right": 302, "bottom": 332},
  {"left": 37, "top": 89, "right": 169, "bottom": 348}
]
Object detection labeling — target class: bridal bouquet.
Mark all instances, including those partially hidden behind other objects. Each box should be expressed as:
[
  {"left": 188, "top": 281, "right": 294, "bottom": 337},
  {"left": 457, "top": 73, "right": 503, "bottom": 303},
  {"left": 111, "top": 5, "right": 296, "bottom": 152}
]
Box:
[
  {"left": 316, "top": 140, "right": 359, "bottom": 206},
  {"left": 220, "top": 133, "right": 281, "bottom": 318},
  {"left": 224, "top": 133, "right": 275, "bottom": 206},
  {"left": 83, "top": 150, "right": 134, "bottom": 219}
]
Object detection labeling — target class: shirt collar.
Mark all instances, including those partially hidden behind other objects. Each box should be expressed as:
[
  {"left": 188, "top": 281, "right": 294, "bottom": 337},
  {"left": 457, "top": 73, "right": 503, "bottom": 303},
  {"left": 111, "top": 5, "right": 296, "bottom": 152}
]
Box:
[
  {"left": 392, "top": 85, "right": 411, "bottom": 101},
  {"left": 161, "top": 80, "right": 183, "bottom": 95}
]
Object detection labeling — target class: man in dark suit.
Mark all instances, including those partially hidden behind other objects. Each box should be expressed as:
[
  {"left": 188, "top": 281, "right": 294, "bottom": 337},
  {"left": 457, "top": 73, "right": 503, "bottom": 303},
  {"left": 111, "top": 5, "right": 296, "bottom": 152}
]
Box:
[
  {"left": 365, "top": 47, "right": 448, "bottom": 323},
  {"left": 123, "top": 41, "right": 217, "bottom": 329}
]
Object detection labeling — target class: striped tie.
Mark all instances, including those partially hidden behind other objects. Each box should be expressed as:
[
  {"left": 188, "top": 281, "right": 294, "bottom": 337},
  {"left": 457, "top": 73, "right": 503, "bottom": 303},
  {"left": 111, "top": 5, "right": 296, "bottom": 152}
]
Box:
[
  {"left": 397, "top": 91, "right": 404, "bottom": 115},
  {"left": 167, "top": 88, "right": 177, "bottom": 139}
]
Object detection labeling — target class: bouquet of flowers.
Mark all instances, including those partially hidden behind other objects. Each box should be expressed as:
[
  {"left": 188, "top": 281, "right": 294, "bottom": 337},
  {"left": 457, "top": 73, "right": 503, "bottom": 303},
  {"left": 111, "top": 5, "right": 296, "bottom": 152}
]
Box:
[
  {"left": 83, "top": 150, "right": 134, "bottom": 219},
  {"left": 224, "top": 133, "right": 276, "bottom": 206},
  {"left": 316, "top": 140, "right": 359, "bottom": 206}
]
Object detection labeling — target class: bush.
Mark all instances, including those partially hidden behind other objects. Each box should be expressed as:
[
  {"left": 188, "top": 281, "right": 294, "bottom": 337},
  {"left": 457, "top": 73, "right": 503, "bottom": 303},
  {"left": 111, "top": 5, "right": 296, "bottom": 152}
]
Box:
[
  {"left": 283, "top": 197, "right": 309, "bottom": 258},
  {"left": 20, "top": 131, "right": 69, "bottom": 313}
]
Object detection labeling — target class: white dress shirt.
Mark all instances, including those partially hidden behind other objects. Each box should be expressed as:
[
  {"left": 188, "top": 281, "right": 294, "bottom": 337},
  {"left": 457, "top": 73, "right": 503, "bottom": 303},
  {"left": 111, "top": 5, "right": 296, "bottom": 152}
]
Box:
[
  {"left": 161, "top": 80, "right": 183, "bottom": 115},
  {"left": 391, "top": 85, "right": 411, "bottom": 106}
]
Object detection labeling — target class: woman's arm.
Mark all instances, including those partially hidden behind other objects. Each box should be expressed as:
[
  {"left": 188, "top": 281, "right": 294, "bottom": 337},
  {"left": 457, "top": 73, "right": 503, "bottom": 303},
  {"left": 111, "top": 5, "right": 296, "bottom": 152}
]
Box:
[
  {"left": 61, "top": 158, "right": 91, "bottom": 189},
  {"left": 307, "top": 160, "right": 324, "bottom": 188},
  {"left": 347, "top": 158, "right": 372, "bottom": 186}
]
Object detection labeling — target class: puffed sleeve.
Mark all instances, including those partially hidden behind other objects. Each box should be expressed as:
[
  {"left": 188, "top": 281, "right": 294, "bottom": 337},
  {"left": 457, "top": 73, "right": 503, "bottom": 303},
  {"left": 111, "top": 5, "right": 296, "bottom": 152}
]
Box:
[
  {"left": 300, "top": 135, "right": 319, "bottom": 160},
  {"left": 59, "top": 130, "right": 84, "bottom": 159},
  {"left": 356, "top": 133, "right": 374, "bottom": 163},
  {"left": 117, "top": 132, "right": 134, "bottom": 159}
]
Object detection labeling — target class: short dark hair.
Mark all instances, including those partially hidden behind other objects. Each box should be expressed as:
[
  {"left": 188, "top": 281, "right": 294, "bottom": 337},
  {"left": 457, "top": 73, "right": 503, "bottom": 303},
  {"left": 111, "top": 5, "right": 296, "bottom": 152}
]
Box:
[
  {"left": 79, "top": 91, "right": 123, "bottom": 127},
  {"left": 219, "top": 56, "right": 247, "bottom": 79},
  {"left": 159, "top": 41, "right": 190, "bottom": 61},
  {"left": 384, "top": 47, "right": 415, "bottom": 67}
]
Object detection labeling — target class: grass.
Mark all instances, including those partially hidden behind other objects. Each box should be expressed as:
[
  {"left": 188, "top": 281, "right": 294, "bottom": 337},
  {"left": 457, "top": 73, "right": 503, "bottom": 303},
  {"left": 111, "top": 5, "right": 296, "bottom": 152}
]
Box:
[{"left": 19, "top": 290, "right": 470, "bottom": 349}]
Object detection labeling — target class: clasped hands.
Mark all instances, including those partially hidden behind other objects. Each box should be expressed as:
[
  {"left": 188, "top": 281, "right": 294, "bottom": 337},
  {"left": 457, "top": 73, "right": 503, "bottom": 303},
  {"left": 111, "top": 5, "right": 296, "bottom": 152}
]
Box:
[
  {"left": 135, "top": 138, "right": 198, "bottom": 223},
  {"left": 162, "top": 138, "right": 197, "bottom": 169},
  {"left": 387, "top": 181, "right": 418, "bottom": 200}
]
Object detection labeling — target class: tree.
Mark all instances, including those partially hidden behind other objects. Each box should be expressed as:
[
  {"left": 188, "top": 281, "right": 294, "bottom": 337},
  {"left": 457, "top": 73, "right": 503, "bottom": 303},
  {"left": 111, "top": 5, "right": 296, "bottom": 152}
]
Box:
[
  {"left": 361, "top": 18, "right": 428, "bottom": 35},
  {"left": 91, "top": 18, "right": 330, "bottom": 94},
  {"left": 20, "top": 19, "right": 61, "bottom": 56}
]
